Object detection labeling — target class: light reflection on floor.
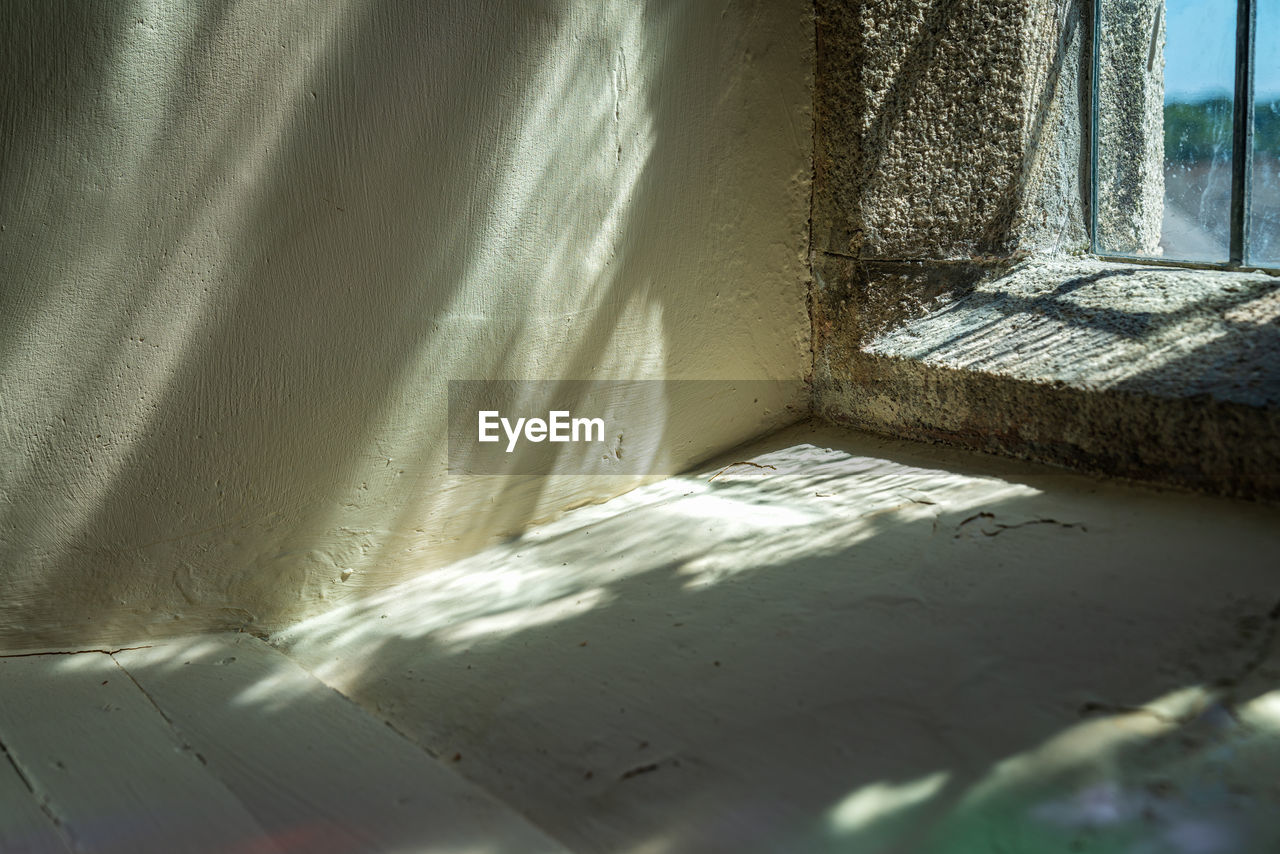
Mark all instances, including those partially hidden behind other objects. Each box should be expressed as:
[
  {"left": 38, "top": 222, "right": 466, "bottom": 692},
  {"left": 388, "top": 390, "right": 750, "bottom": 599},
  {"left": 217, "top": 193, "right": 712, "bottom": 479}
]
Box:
[{"left": 277, "top": 423, "right": 1280, "bottom": 854}]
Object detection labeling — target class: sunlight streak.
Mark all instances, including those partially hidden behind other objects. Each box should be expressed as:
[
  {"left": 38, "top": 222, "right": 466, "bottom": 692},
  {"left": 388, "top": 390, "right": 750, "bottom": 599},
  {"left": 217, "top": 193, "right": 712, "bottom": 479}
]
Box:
[{"left": 829, "top": 772, "right": 951, "bottom": 834}]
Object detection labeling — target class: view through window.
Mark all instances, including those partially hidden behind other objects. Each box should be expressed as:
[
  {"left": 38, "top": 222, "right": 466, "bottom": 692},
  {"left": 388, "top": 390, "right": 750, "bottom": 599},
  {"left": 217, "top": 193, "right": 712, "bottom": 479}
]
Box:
[{"left": 1095, "top": 0, "right": 1279, "bottom": 268}]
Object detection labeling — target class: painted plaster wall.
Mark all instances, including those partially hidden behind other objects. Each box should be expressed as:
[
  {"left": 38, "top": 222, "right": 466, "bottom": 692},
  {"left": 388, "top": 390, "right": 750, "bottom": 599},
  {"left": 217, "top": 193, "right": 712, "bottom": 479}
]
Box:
[{"left": 0, "top": 1, "right": 813, "bottom": 647}]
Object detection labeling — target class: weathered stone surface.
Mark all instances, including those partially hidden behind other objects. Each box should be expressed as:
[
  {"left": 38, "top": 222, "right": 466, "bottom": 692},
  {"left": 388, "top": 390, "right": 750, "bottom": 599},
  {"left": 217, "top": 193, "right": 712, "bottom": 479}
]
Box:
[
  {"left": 814, "top": 0, "right": 1090, "bottom": 260},
  {"left": 818, "top": 351, "right": 1280, "bottom": 499},
  {"left": 811, "top": 252, "right": 1000, "bottom": 348},
  {"left": 1096, "top": 0, "right": 1165, "bottom": 255},
  {"left": 814, "top": 258, "right": 1280, "bottom": 499}
]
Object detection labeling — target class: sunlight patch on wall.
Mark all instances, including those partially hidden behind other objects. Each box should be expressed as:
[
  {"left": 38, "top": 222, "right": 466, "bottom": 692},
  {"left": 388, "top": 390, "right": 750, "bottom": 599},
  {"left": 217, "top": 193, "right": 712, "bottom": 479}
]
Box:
[
  {"left": 1, "top": 0, "right": 813, "bottom": 646},
  {"left": 309, "top": 0, "right": 666, "bottom": 592}
]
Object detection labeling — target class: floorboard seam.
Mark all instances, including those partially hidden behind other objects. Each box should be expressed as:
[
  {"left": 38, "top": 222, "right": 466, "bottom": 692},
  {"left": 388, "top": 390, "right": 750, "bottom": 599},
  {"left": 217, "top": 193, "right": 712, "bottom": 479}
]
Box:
[
  {"left": 109, "top": 655, "right": 210, "bottom": 767},
  {"left": 270, "top": 640, "right": 578, "bottom": 850},
  {"left": 0, "top": 733, "right": 79, "bottom": 853}
]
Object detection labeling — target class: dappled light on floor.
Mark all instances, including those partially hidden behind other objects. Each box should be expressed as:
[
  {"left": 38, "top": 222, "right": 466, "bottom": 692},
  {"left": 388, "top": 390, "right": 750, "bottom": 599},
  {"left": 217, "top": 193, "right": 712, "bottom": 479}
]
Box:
[
  {"left": 276, "top": 434, "right": 1041, "bottom": 664},
  {"left": 830, "top": 683, "right": 1280, "bottom": 853},
  {"left": 827, "top": 771, "right": 951, "bottom": 837},
  {"left": 274, "top": 424, "right": 1280, "bottom": 853},
  {"left": 6, "top": 425, "right": 1280, "bottom": 852}
]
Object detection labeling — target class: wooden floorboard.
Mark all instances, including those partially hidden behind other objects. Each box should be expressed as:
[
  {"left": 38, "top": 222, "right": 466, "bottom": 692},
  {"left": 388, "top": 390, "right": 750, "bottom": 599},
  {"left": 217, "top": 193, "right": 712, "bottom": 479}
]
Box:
[
  {"left": 276, "top": 424, "right": 1280, "bottom": 853},
  {"left": 0, "top": 653, "right": 280, "bottom": 854},
  {"left": 114, "top": 634, "right": 566, "bottom": 854},
  {"left": 0, "top": 743, "right": 73, "bottom": 854}
]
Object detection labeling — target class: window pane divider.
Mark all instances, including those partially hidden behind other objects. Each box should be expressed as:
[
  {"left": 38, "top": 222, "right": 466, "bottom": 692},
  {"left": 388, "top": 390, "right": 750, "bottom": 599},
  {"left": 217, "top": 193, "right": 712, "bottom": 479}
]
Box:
[
  {"left": 1089, "top": 0, "right": 1101, "bottom": 257},
  {"left": 1230, "top": 0, "right": 1257, "bottom": 265}
]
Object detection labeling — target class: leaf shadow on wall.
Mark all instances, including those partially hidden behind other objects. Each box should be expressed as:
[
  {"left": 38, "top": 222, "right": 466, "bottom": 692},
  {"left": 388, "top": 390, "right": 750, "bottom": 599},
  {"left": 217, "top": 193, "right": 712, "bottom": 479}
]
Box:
[{"left": 0, "top": 0, "right": 808, "bottom": 646}]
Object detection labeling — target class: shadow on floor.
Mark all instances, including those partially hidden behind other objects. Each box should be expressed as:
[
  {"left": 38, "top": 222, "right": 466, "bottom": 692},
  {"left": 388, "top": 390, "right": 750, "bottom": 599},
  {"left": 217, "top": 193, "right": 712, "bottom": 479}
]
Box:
[{"left": 258, "top": 424, "right": 1280, "bottom": 853}]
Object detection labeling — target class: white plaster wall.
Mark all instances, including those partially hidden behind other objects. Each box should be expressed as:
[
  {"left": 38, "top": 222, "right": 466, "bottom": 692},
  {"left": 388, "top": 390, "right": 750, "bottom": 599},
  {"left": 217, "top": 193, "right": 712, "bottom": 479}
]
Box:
[{"left": 0, "top": 0, "right": 813, "bottom": 647}]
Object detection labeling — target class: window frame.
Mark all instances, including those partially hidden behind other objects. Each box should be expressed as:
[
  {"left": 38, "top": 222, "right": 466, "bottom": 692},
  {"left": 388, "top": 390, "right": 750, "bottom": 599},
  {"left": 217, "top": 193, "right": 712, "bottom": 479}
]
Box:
[{"left": 1089, "top": 0, "right": 1278, "bottom": 274}]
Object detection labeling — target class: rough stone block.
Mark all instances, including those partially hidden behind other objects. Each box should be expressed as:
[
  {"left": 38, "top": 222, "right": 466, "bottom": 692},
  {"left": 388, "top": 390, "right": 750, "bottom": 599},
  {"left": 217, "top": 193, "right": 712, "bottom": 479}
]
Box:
[{"left": 814, "top": 0, "right": 1091, "bottom": 259}]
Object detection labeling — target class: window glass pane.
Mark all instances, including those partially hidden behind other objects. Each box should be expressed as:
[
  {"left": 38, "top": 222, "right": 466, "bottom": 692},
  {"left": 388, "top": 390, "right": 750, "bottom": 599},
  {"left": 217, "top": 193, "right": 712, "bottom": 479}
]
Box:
[
  {"left": 1097, "top": 0, "right": 1235, "bottom": 263},
  {"left": 1250, "top": 0, "right": 1280, "bottom": 266}
]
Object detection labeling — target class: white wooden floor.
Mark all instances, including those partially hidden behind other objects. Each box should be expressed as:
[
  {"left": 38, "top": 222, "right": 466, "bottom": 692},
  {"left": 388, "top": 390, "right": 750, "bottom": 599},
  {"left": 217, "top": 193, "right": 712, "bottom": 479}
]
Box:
[
  {"left": 0, "top": 634, "right": 565, "bottom": 854},
  {"left": 6, "top": 425, "right": 1280, "bottom": 854},
  {"left": 278, "top": 425, "right": 1280, "bottom": 854}
]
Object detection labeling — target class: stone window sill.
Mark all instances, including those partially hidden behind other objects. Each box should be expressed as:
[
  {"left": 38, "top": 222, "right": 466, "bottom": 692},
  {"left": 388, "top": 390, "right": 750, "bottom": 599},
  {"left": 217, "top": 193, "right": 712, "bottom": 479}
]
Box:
[{"left": 814, "top": 256, "right": 1280, "bottom": 499}]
